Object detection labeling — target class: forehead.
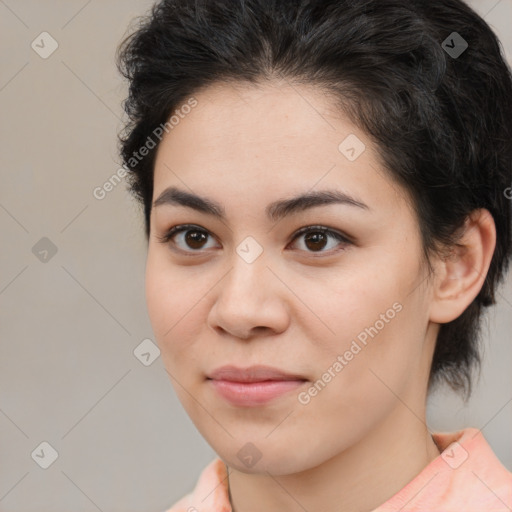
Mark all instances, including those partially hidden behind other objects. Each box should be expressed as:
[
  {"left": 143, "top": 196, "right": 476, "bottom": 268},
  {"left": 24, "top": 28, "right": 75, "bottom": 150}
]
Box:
[
  {"left": 152, "top": 80, "right": 408, "bottom": 220},
  {"left": 160, "top": 80, "right": 348, "bottom": 153}
]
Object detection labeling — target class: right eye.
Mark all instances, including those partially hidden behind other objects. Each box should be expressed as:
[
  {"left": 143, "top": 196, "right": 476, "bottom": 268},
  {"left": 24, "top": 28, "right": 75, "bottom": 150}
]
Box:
[{"left": 156, "top": 224, "right": 220, "bottom": 254}]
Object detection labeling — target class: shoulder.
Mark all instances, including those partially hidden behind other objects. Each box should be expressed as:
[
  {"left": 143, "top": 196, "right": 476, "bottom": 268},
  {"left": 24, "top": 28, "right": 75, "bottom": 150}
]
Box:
[
  {"left": 440, "top": 427, "right": 512, "bottom": 508},
  {"left": 375, "top": 427, "right": 512, "bottom": 511},
  {"left": 163, "top": 458, "right": 231, "bottom": 512}
]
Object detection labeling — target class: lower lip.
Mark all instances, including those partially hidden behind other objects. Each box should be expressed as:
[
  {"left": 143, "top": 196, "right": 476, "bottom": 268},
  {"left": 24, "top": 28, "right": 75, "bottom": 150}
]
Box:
[{"left": 208, "top": 379, "right": 306, "bottom": 407}]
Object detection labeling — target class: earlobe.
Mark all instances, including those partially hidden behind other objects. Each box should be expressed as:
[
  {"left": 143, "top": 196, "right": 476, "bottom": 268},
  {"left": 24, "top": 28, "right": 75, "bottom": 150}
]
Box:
[{"left": 429, "top": 209, "right": 496, "bottom": 324}]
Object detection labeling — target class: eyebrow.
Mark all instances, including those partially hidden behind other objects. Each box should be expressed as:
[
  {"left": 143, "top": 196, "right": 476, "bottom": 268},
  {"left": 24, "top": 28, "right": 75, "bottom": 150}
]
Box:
[{"left": 152, "top": 186, "right": 370, "bottom": 222}]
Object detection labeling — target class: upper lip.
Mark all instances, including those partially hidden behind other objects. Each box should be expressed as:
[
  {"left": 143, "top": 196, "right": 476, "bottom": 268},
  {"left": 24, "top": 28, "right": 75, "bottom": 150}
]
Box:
[{"left": 207, "top": 365, "right": 307, "bottom": 382}]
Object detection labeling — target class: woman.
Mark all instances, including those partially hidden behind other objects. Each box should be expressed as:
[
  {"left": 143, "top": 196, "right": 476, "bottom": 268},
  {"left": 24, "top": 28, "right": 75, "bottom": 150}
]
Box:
[{"left": 116, "top": 0, "right": 512, "bottom": 510}]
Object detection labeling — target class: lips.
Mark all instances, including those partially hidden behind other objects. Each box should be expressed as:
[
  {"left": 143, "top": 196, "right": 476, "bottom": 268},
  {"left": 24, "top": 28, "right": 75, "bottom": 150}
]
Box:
[
  {"left": 207, "top": 364, "right": 307, "bottom": 383},
  {"left": 207, "top": 365, "right": 308, "bottom": 407}
]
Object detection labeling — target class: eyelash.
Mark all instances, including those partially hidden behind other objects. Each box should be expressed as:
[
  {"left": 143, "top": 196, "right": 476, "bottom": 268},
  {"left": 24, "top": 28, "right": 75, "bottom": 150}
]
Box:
[{"left": 156, "top": 224, "right": 352, "bottom": 257}]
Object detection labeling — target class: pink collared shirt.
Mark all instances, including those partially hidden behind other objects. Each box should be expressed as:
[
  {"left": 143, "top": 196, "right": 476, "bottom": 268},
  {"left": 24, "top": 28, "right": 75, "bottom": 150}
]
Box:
[{"left": 164, "top": 428, "right": 512, "bottom": 511}]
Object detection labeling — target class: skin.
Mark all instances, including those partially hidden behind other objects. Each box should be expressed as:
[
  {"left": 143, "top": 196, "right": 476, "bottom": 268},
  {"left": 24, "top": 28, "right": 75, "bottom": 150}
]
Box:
[{"left": 145, "top": 80, "right": 496, "bottom": 512}]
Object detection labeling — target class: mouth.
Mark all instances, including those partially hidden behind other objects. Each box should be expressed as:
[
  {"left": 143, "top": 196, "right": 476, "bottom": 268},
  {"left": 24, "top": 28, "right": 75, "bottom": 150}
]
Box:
[{"left": 206, "top": 365, "right": 308, "bottom": 407}]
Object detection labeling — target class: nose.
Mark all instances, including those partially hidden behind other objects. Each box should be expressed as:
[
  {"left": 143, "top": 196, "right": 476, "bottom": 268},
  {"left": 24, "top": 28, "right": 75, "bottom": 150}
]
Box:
[{"left": 207, "top": 254, "right": 290, "bottom": 340}]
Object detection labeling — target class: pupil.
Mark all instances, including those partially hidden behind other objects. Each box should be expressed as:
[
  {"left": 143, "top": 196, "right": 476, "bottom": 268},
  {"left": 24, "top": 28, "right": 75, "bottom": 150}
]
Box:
[
  {"left": 186, "top": 230, "right": 206, "bottom": 249},
  {"left": 305, "top": 232, "right": 327, "bottom": 251}
]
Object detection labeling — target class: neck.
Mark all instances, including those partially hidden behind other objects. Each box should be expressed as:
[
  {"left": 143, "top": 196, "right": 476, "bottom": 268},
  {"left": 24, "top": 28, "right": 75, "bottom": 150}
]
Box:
[{"left": 226, "top": 404, "right": 441, "bottom": 512}]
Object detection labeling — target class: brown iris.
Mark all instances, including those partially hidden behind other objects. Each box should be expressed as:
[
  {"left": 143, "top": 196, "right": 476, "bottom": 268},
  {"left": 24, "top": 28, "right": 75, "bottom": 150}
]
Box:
[{"left": 303, "top": 231, "right": 328, "bottom": 251}]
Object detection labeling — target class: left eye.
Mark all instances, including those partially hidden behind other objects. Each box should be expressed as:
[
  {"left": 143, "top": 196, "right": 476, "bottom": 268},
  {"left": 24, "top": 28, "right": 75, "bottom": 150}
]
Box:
[
  {"left": 157, "top": 224, "right": 351, "bottom": 255},
  {"left": 290, "top": 225, "right": 351, "bottom": 254}
]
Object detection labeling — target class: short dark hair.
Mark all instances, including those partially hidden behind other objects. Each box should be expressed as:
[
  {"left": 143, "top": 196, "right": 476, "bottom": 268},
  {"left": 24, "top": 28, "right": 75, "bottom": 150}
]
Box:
[{"left": 116, "top": 0, "right": 512, "bottom": 400}]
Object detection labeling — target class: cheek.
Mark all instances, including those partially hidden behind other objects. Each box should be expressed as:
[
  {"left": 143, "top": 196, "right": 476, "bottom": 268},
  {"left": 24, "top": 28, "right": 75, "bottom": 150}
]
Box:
[
  {"left": 323, "top": 293, "right": 427, "bottom": 418},
  {"left": 145, "top": 256, "right": 173, "bottom": 339},
  {"left": 307, "top": 268, "right": 403, "bottom": 357},
  {"left": 297, "top": 311, "right": 418, "bottom": 447},
  {"left": 306, "top": 255, "right": 425, "bottom": 392},
  {"left": 145, "top": 252, "right": 203, "bottom": 361}
]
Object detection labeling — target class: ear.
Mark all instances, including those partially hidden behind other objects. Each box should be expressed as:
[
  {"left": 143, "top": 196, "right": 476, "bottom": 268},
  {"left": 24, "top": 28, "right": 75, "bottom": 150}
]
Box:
[{"left": 429, "top": 209, "right": 496, "bottom": 324}]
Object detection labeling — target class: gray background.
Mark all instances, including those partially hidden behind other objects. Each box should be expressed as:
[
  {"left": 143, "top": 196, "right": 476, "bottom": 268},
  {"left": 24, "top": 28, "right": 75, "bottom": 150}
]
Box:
[{"left": 0, "top": 1, "right": 511, "bottom": 511}]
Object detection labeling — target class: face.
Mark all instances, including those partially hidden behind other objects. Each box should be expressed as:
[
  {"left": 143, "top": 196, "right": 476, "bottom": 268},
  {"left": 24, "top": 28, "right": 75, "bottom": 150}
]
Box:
[{"left": 146, "top": 81, "right": 436, "bottom": 475}]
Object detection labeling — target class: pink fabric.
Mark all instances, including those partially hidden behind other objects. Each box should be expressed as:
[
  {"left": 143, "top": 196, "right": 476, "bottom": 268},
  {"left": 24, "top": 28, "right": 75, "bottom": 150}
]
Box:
[{"left": 164, "top": 427, "right": 512, "bottom": 511}]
